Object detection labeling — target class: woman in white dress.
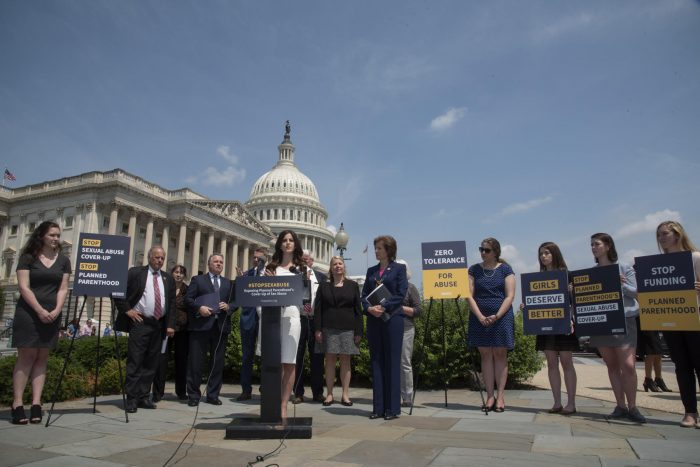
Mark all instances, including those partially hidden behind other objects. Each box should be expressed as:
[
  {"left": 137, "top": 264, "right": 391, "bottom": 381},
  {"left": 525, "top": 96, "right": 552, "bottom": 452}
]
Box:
[{"left": 264, "top": 230, "right": 304, "bottom": 419}]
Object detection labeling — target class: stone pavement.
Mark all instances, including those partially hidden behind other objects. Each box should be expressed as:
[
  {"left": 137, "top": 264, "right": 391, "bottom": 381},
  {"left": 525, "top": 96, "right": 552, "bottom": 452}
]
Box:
[{"left": 2, "top": 360, "right": 699, "bottom": 467}]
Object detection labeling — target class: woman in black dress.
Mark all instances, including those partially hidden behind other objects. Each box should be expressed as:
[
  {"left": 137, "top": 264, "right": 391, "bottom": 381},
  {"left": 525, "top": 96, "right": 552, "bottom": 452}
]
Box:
[
  {"left": 314, "top": 256, "right": 363, "bottom": 406},
  {"left": 11, "top": 221, "right": 71, "bottom": 425}
]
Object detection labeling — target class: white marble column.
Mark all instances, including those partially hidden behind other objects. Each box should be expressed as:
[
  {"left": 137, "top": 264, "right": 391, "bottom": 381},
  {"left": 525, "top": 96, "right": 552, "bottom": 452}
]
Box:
[
  {"left": 127, "top": 210, "right": 137, "bottom": 267},
  {"left": 108, "top": 203, "right": 119, "bottom": 235},
  {"left": 142, "top": 216, "right": 154, "bottom": 265},
  {"left": 176, "top": 222, "right": 187, "bottom": 266},
  {"left": 191, "top": 224, "right": 201, "bottom": 275},
  {"left": 72, "top": 206, "right": 84, "bottom": 268},
  {"left": 220, "top": 236, "right": 228, "bottom": 274},
  {"left": 230, "top": 238, "right": 239, "bottom": 278},
  {"left": 206, "top": 230, "right": 215, "bottom": 260},
  {"left": 161, "top": 223, "right": 170, "bottom": 257},
  {"left": 241, "top": 244, "right": 250, "bottom": 272}
]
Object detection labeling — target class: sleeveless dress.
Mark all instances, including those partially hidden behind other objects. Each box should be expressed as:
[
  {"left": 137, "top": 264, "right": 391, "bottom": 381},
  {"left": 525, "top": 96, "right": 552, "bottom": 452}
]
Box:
[
  {"left": 13, "top": 253, "right": 72, "bottom": 348},
  {"left": 256, "top": 267, "right": 301, "bottom": 364},
  {"left": 467, "top": 263, "right": 515, "bottom": 349}
]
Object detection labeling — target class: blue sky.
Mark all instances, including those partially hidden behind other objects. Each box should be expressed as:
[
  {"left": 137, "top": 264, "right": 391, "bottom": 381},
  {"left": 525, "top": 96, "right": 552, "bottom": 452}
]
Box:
[{"left": 2, "top": 1, "right": 699, "bottom": 299}]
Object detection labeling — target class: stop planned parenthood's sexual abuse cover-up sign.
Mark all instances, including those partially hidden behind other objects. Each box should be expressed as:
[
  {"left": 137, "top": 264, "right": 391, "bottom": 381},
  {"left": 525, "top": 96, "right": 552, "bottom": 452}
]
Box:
[
  {"left": 421, "top": 241, "right": 470, "bottom": 299},
  {"left": 636, "top": 251, "right": 700, "bottom": 331},
  {"left": 73, "top": 233, "right": 129, "bottom": 298},
  {"left": 571, "top": 264, "right": 626, "bottom": 336},
  {"left": 521, "top": 270, "right": 571, "bottom": 335},
  {"left": 235, "top": 275, "right": 304, "bottom": 307}
]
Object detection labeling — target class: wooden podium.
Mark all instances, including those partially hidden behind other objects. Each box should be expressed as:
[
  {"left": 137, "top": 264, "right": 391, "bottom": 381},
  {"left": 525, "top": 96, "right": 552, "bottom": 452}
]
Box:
[{"left": 225, "top": 306, "right": 312, "bottom": 439}]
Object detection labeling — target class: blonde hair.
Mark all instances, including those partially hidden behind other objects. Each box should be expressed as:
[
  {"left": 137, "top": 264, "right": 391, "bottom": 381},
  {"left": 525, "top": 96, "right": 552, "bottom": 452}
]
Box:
[
  {"left": 328, "top": 256, "right": 347, "bottom": 282},
  {"left": 657, "top": 221, "right": 698, "bottom": 253}
]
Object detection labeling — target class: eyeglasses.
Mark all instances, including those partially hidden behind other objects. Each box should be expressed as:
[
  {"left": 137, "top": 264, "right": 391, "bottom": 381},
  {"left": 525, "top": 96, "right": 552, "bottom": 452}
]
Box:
[{"left": 479, "top": 247, "right": 492, "bottom": 254}]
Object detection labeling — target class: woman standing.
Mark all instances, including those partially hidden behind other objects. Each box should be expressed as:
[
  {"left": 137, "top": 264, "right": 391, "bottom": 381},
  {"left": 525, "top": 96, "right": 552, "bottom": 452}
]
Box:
[
  {"left": 467, "top": 237, "right": 515, "bottom": 413},
  {"left": 262, "top": 230, "right": 304, "bottom": 419},
  {"left": 589, "top": 233, "right": 645, "bottom": 423},
  {"left": 361, "top": 235, "right": 408, "bottom": 420},
  {"left": 655, "top": 221, "right": 700, "bottom": 427},
  {"left": 152, "top": 264, "right": 189, "bottom": 401},
  {"left": 532, "top": 242, "right": 578, "bottom": 414},
  {"left": 314, "top": 256, "right": 363, "bottom": 406},
  {"left": 11, "top": 221, "right": 71, "bottom": 425},
  {"left": 395, "top": 259, "right": 422, "bottom": 408}
]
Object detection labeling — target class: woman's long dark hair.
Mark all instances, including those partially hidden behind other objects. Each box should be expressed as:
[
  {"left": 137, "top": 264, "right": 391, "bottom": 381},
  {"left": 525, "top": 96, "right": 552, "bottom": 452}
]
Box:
[
  {"left": 538, "top": 241, "right": 568, "bottom": 271},
  {"left": 22, "top": 221, "right": 61, "bottom": 258},
  {"left": 266, "top": 230, "right": 305, "bottom": 273}
]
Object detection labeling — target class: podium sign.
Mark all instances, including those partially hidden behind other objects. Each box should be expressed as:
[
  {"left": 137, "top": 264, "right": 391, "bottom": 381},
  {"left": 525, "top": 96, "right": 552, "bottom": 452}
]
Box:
[
  {"left": 235, "top": 275, "right": 304, "bottom": 307},
  {"left": 636, "top": 251, "right": 700, "bottom": 331},
  {"left": 73, "top": 233, "right": 129, "bottom": 298},
  {"left": 521, "top": 270, "right": 571, "bottom": 335},
  {"left": 421, "top": 241, "right": 470, "bottom": 299}
]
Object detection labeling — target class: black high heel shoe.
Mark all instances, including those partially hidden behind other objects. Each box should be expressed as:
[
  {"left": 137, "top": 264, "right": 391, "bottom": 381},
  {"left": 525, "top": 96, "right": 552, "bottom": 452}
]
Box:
[
  {"left": 11, "top": 405, "right": 28, "bottom": 425},
  {"left": 30, "top": 405, "right": 43, "bottom": 424},
  {"left": 643, "top": 377, "right": 661, "bottom": 392},
  {"left": 655, "top": 377, "right": 672, "bottom": 392}
]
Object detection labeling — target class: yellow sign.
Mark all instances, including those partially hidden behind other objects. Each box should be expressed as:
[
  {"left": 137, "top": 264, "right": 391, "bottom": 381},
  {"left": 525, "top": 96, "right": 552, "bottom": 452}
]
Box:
[
  {"left": 529, "top": 280, "right": 559, "bottom": 292},
  {"left": 528, "top": 308, "right": 565, "bottom": 320},
  {"left": 422, "top": 269, "right": 470, "bottom": 299},
  {"left": 82, "top": 238, "right": 102, "bottom": 247},
  {"left": 79, "top": 263, "right": 99, "bottom": 271},
  {"left": 639, "top": 290, "right": 700, "bottom": 331}
]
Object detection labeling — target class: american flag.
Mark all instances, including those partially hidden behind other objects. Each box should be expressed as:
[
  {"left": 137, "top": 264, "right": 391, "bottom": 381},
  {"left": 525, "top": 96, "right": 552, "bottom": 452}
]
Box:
[{"left": 4, "top": 169, "right": 16, "bottom": 181}]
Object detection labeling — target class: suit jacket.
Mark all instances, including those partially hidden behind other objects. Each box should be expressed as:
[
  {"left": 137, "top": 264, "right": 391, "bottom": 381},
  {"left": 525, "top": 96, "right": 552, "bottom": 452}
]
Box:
[
  {"left": 185, "top": 273, "right": 237, "bottom": 332},
  {"left": 113, "top": 266, "right": 177, "bottom": 333},
  {"left": 240, "top": 266, "right": 261, "bottom": 331},
  {"left": 308, "top": 269, "right": 326, "bottom": 316},
  {"left": 361, "top": 261, "right": 408, "bottom": 318}
]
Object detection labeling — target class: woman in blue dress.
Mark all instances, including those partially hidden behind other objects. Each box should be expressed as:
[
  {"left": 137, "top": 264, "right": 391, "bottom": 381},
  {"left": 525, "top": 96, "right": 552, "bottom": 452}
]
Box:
[{"left": 467, "top": 237, "right": 515, "bottom": 413}]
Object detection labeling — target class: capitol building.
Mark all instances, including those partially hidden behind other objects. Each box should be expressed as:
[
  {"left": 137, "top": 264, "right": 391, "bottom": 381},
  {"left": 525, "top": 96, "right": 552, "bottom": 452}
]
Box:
[{"left": 0, "top": 123, "right": 335, "bottom": 322}]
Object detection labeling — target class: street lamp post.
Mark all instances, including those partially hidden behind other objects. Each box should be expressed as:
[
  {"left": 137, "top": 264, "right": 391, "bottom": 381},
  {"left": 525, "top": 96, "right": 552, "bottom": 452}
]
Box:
[{"left": 334, "top": 222, "right": 350, "bottom": 259}]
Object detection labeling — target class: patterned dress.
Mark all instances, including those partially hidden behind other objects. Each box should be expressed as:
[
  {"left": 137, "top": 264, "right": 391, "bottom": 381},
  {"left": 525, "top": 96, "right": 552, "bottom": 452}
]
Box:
[{"left": 468, "top": 263, "right": 515, "bottom": 349}]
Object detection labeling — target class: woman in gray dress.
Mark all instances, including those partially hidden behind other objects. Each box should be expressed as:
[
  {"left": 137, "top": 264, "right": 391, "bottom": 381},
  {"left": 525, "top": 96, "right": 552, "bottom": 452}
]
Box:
[
  {"left": 11, "top": 221, "right": 71, "bottom": 425},
  {"left": 314, "top": 256, "right": 363, "bottom": 406}
]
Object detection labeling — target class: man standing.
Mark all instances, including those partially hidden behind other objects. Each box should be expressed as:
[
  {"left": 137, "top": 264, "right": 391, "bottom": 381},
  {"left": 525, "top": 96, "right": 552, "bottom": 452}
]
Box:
[
  {"left": 236, "top": 248, "right": 266, "bottom": 401},
  {"left": 293, "top": 250, "right": 326, "bottom": 403},
  {"left": 114, "top": 246, "right": 176, "bottom": 413},
  {"left": 185, "top": 254, "right": 236, "bottom": 406}
]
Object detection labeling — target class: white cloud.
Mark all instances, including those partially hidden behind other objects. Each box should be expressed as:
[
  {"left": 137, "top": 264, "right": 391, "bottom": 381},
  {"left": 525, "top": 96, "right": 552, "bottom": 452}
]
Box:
[
  {"left": 621, "top": 248, "right": 646, "bottom": 266},
  {"left": 187, "top": 146, "right": 246, "bottom": 187},
  {"left": 501, "top": 196, "right": 553, "bottom": 215},
  {"left": 616, "top": 209, "right": 681, "bottom": 239},
  {"left": 430, "top": 107, "right": 467, "bottom": 131}
]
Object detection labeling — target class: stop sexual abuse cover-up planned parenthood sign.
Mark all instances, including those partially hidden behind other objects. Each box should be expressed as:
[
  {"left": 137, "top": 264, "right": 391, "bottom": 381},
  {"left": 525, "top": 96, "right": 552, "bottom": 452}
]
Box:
[
  {"left": 636, "top": 251, "right": 700, "bottom": 331},
  {"left": 73, "top": 233, "right": 129, "bottom": 298},
  {"left": 521, "top": 270, "right": 571, "bottom": 335},
  {"left": 421, "top": 241, "right": 470, "bottom": 299},
  {"left": 570, "top": 264, "right": 626, "bottom": 336}
]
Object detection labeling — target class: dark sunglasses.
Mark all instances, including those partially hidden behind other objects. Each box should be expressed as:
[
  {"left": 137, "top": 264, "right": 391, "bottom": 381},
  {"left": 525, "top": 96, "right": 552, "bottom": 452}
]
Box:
[{"left": 479, "top": 247, "right": 492, "bottom": 254}]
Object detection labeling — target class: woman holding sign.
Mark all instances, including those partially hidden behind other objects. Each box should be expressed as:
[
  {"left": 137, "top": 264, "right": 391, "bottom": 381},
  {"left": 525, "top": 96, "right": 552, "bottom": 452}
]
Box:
[
  {"left": 11, "top": 221, "right": 71, "bottom": 425},
  {"left": 656, "top": 221, "right": 700, "bottom": 428},
  {"left": 467, "top": 237, "right": 515, "bottom": 413},
  {"left": 522, "top": 242, "right": 578, "bottom": 415},
  {"left": 361, "top": 235, "right": 408, "bottom": 420},
  {"left": 589, "top": 233, "right": 646, "bottom": 423}
]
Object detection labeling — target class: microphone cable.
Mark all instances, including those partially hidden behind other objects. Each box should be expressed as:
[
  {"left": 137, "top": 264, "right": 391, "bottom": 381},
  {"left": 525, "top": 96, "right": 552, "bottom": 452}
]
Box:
[{"left": 163, "top": 285, "right": 235, "bottom": 467}]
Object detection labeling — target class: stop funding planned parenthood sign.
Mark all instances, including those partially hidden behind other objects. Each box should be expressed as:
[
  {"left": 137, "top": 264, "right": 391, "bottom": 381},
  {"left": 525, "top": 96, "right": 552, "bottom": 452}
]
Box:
[{"left": 73, "top": 233, "right": 129, "bottom": 298}]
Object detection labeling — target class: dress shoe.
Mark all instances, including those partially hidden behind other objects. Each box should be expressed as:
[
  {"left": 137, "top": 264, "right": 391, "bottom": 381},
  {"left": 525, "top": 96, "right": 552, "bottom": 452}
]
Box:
[
  {"left": 138, "top": 399, "right": 157, "bottom": 409},
  {"left": 560, "top": 407, "right": 577, "bottom": 416},
  {"left": 125, "top": 400, "right": 138, "bottom": 413},
  {"left": 292, "top": 395, "right": 304, "bottom": 404},
  {"left": 655, "top": 377, "right": 672, "bottom": 392},
  {"left": 643, "top": 377, "right": 661, "bottom": 392},
  {"left": 548, "top": 406, "right": 563, "bottom": 414},
  {"left": 322, "top": 397, "right": 334, "bottom": 407},
  {"left": 384, "top": 414, "right": 399, "bottom": 421},
  {"left": 205, "top": 397, "right": 223, "bottom": 406},
  {"left": 369, "top": 413, "right": 380, "bottom": 419},
  {"left": 236, "top": 392, "right": 252, "bottom": 402},
  {"left": 188, "top": 399, "right": 200, "bottom": 407},
  {"left": 313, "top": 394, "right": 326, "bottom": 403},
  {"left": 341, "top": 399, "right": 353, "bottom": 407}
]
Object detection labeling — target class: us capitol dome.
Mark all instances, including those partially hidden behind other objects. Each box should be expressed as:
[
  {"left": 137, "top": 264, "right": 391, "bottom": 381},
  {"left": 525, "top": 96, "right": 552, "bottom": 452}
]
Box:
[{"left": 245, "top": 121, "right": 335, "bottom": 270}]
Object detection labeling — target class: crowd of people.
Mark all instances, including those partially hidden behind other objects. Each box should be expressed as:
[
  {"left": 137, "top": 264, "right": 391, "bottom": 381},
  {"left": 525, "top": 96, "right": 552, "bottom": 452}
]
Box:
[{"left": 8, "top": 221, "right": 700, "bottom": 431}]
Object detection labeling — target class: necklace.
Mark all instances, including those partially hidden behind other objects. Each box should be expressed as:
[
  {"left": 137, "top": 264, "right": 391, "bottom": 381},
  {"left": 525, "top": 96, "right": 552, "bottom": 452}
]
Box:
[{"left": 482, "top": 263, "right": 497, "bottom": 278}]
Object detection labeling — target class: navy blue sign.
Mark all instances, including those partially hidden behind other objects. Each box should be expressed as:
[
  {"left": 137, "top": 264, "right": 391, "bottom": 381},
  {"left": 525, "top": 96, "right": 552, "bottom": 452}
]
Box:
[
  {"left": 73, "top": 233, "right": 130, "bottom": 298},
  {"left": 521, "top": 270, "right": 571, "bottom": 335},
  {"left": 571, "top": 264, "right": 626, "bottom": 336},
  {"left": 235, "top": 275, "right": 305, "bottom": 307}
]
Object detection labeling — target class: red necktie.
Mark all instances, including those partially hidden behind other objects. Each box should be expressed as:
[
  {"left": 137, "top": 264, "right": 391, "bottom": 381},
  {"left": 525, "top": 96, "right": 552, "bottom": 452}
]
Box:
[{"left": 153, "top": 271, "right": 162, "bottom": 320}]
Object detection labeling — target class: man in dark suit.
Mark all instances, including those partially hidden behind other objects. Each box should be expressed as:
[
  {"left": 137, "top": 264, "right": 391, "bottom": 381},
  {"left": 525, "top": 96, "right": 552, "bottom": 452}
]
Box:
[
  {"left": 185, "top": 253, "right": 236, "bottom": 406},
  {"left": 292, "top": 250, "right": 326, "bottom": 404},
  {"left": 114, "top": 246, "right": 176, "bottom": 413},
  {"left": 235, "top": 247, "right": 266, "bottom": 401}
]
